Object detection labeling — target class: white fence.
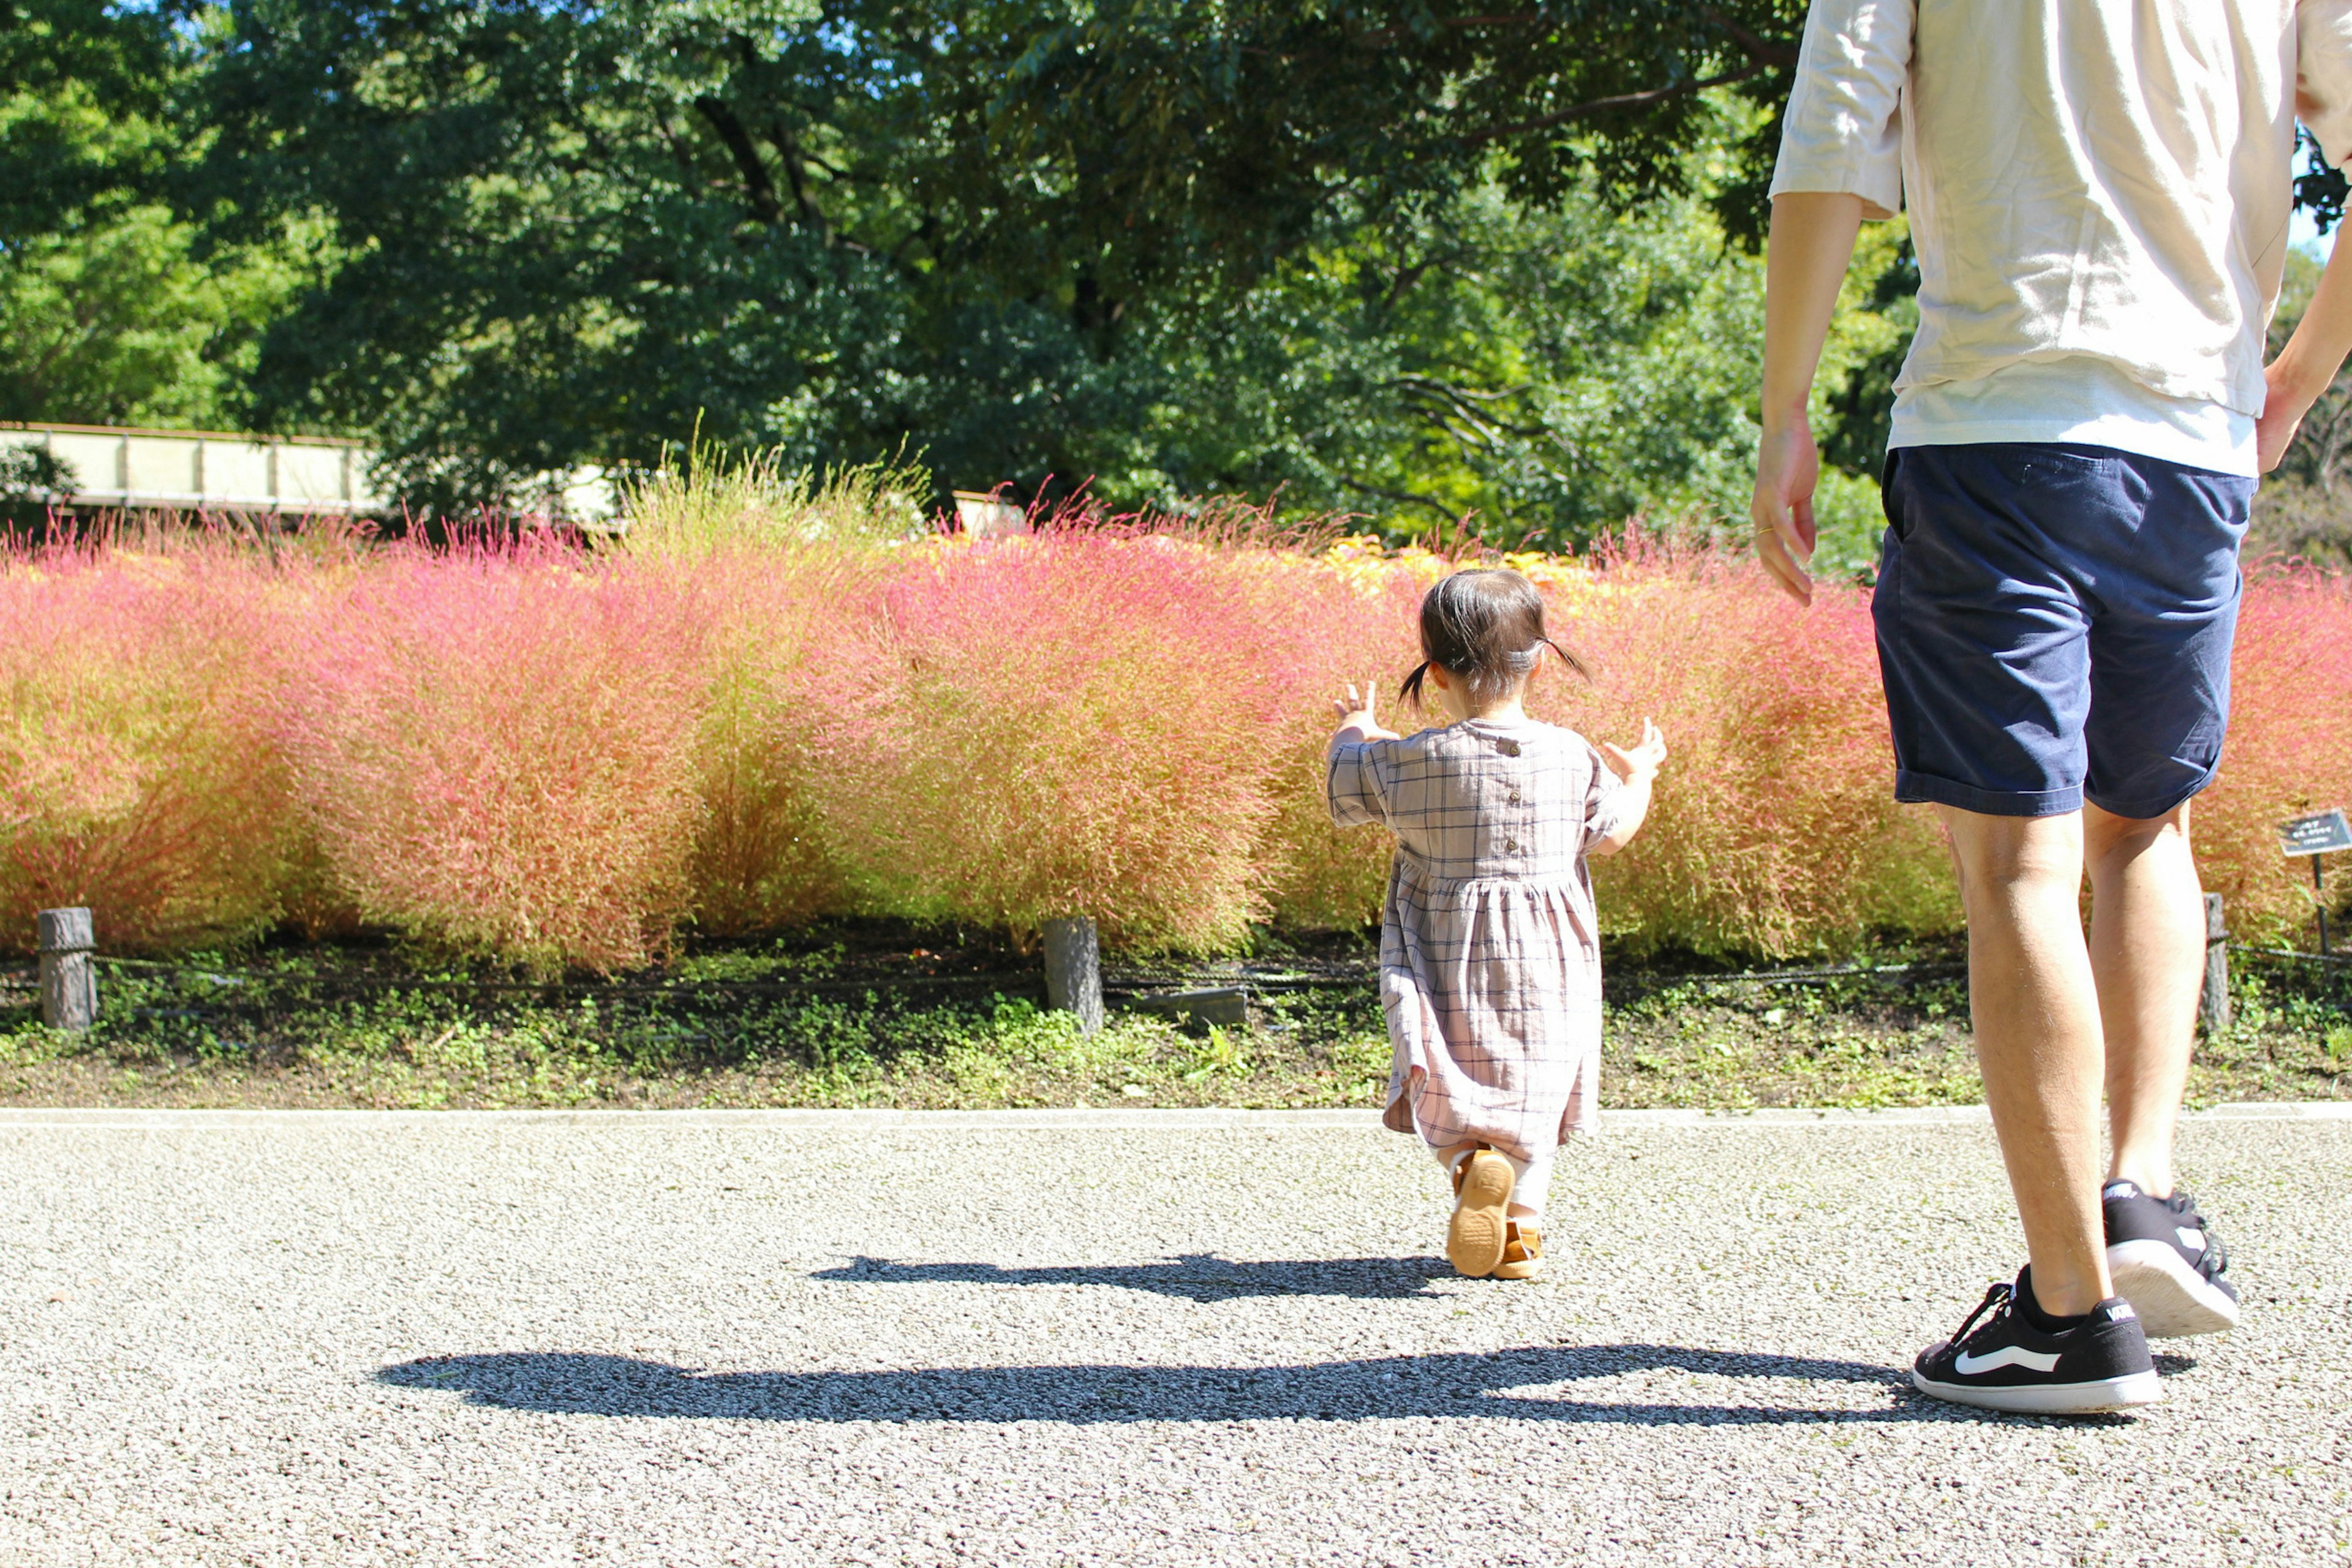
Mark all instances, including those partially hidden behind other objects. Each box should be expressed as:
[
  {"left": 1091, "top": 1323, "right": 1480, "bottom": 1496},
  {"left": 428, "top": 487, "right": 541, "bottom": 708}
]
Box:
[
  {"left": 1, "top": 421, "right": 621, "bottom": 522},
  {"left": 2, "top": 421, "right": 384, "bottom": 513}
]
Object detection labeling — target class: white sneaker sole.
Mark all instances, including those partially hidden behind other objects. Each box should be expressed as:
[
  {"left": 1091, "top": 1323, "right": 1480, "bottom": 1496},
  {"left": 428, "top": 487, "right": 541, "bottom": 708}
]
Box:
[
  {"left": 1910, "top": 1367, "right": 2163, "bottom": 1415},
  {"left": 2107, "top": 1239, "right": 2241, "bottom": 1338}
]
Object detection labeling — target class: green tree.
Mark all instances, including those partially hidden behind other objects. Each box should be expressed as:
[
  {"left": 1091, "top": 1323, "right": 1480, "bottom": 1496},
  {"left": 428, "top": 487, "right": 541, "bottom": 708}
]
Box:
[
  {"left": 0, "top": 203, "right": 325, "bottom": 428},
  {"left": 1117, "top": 165, "right": 1896, "bottom": 553},
  {"left": 0, "top": 1, "right": 323, "bottom": 428},
  {"left": 197, "top": 0, "right": 1806, "bottom": 506}
]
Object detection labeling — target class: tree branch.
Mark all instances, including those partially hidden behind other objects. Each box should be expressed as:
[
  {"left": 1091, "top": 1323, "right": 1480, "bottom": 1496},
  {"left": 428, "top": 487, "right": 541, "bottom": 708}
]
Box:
[
  {"left": 763, "top": 117, "right": 832, "bottom": 239},
  {"left": 692, "top": 94, "right": 783, "bottom": 225},
  {"left": 1356, "top": 13, "right": 1544, "bottom": 47},
  {"left": 1701, "top": 6, "right": 1800, "bottom": 69},
  {"left": 1339, "top": 473, "right": 1462, "bottom": 523},
  {"left": 1458, "top": 62, "right": 1765, "bottom": 146}
]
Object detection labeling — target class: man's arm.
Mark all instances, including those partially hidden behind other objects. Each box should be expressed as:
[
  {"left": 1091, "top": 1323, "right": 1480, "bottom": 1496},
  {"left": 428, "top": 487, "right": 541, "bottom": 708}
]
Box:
[
  {"left": 1750, "top": 192, "right": 1866, "bottom": 606},
  {"left": 2260, "top": 231, "right": 2352, "bottom": 470}
]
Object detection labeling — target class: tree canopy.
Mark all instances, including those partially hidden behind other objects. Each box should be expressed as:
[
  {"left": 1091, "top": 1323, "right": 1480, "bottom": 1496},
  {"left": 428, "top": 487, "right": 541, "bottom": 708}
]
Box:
[{"left": 12, "top": 1, "right": 1937, "bottom": 548}]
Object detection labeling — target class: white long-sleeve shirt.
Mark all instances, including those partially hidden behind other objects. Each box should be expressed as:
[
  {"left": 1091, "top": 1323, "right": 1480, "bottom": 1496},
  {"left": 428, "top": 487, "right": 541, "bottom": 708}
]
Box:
[{"left": 1770, "top": 0, "right": 2352, "bottom": 475}]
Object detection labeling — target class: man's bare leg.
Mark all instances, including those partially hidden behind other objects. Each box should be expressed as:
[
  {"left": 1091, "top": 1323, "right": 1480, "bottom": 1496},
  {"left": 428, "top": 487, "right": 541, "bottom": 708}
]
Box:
[
  {"left": 1939, "top": 805, "right": 2114, "bottom": 1316},
  {"left": 2085, "top": 802, "right": 2204, "bottom": 1200}
]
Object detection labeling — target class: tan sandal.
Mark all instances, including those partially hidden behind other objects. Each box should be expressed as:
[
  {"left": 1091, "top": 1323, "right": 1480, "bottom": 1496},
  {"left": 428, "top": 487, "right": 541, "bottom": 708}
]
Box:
[
  {"left": 1447, "top": 1147, "right": 1513, "bottom": 1277},
  {"left": 1493, "top": 1218, "right": 1544, "bottom": 1281}
]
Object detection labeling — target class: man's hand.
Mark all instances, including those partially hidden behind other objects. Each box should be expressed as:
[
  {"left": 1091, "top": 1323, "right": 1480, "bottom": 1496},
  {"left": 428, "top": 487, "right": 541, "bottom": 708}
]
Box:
[
  {"left": 2260, "top": 213, "right": 2352, "bottom": 474},
  {"left": 1752, "top": 192, "right": 1864, "bottom": 609},
  {"left": 1751, "top": 417, "right": 1820, "bottom": 605},
  {"left": 2259, "top": 356, "right": 2318, "bottom": 474},
  {"left": 1330, "top": 678, "right": 1399, "bottom": 741}
]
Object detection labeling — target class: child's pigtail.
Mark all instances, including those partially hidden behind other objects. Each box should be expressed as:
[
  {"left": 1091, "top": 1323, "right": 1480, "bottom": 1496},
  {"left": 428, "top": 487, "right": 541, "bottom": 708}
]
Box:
[
  {"left": 1541, "top": 637, "right": 1589, "bottom": 680},
  {"left": 1400, "top": 660, "right": 1433, "bottom": 707}
]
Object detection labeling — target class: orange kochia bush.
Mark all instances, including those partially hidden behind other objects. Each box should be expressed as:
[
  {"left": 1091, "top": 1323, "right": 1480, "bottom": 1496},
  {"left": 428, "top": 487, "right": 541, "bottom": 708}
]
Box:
[{"left": 1, "top": 526, "right": 2345, "bottom": 967}]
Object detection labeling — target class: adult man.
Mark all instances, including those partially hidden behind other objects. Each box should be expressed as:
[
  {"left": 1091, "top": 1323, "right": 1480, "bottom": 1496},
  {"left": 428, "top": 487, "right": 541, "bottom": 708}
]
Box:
[{"left": 1755, "top": 0, "right": 2352, "bottom": 1413}]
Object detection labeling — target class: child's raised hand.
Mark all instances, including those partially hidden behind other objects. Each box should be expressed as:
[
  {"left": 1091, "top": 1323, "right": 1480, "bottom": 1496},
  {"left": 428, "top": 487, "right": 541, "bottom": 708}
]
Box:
[
  {"left": 1331, "top": 677, "right": 1399, "bottom": 740},
  {"left": 1601, "top": 718, "right": 1667, "bottom": 782}
]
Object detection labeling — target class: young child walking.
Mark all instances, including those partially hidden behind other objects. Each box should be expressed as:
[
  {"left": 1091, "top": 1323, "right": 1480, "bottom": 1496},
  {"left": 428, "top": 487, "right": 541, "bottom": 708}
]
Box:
[{"left": 1327, "top": 568, "right": 1665, "bottom": 1280}]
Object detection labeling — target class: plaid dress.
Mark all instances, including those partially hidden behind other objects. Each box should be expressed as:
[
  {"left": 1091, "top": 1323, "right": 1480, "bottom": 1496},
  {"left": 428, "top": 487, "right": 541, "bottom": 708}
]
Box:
[{"left": 1327, "top": 717, "right": 1626, "bottom": 1163}]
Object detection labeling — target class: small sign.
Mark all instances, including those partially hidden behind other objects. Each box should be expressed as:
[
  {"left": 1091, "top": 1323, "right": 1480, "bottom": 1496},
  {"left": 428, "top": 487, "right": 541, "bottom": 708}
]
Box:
[{"left": 2277, "top": 809, "right": 2352, "bottom": 857}]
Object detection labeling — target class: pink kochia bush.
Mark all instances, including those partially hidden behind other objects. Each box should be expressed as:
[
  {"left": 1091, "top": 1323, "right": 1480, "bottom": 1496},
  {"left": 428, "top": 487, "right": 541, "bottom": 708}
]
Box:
[
  {"left": 272, "top": 543, "right": 712, "bottom": 974},
  {"left": 0, "top": 546, "right": 295, "bottom": 951},
  {"left": 2, "top": 521, "right": 2349, "bottom": 967}
]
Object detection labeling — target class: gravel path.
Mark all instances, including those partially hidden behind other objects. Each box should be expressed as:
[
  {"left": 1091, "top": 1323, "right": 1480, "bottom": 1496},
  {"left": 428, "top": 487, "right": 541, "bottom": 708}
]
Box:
[{"left": 0, "top": 1107, "right": 2346, "bottom": 1566}]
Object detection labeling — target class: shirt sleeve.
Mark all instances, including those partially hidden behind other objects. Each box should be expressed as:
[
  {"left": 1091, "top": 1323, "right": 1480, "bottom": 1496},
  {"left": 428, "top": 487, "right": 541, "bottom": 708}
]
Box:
[
  {"left": 2299, "top": 1, "right": 2352, "bottom": 168},
  {"left": 1325, "top": 737, "right": 1391, "bottom": 829},
  {"left": 1767, "top": 0, "right": 1915, "bottom": 219},
  {"left": 1581, "top": 745, "right": 1628, "bottom": 850}
]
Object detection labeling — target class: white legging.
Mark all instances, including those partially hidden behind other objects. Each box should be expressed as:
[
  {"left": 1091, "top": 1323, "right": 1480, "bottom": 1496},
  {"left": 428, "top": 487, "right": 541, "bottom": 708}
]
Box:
[{"left": 1437, "top": 1143, "right": 1554, "bottom": 1216}]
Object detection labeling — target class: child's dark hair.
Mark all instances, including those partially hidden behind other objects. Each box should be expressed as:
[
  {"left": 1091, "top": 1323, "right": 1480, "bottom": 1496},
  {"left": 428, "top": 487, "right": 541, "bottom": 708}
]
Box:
[{"left": 1400, "top": 568, "right": 1587, "bottom": 708}]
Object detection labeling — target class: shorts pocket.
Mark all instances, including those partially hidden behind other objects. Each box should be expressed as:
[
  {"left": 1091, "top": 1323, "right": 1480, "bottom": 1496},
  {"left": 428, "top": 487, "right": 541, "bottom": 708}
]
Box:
[{"left": 1879, "top": 449, "right": 1915, "bottom": 544}]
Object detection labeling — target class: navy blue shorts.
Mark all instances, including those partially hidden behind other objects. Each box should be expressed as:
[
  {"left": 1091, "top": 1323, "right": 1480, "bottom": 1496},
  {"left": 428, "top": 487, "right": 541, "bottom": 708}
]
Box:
[{"left": 1873, "top": 443, "right": 2253, "bottom": 820}]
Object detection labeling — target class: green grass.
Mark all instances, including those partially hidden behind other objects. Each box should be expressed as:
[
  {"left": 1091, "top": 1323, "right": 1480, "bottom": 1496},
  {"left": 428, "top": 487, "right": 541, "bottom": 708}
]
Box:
[{"left": 1, "top": 927, "right": 2346, "bottom": 1111}]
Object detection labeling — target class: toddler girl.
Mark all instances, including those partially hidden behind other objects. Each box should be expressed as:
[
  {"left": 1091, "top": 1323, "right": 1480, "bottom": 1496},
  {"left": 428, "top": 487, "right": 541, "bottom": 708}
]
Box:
[{"left": 1327, "top": 568, "right": 1665, "bottom": 1280}]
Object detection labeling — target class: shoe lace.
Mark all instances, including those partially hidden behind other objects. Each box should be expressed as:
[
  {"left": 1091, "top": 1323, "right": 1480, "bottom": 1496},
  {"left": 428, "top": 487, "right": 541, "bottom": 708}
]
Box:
[{"left": 1947, "top": 1279, "right": 2015, "bottom": 1351}]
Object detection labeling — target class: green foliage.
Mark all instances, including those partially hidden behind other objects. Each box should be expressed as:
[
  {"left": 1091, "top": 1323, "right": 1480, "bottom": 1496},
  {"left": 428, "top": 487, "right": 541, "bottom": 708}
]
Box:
[
  {"left": 1122, "top": 167, "right": 1902, "bottom": 551},
  {"left": 2, "top": 2, "right": 1850, "bottom": 539},
  {"left": 0, "top": 1, "right": 331, "bottom": 429},
  {"left": 619, "top": 443, "right": 929, "bottom": 557},
  {"left": 0, "top": 0, "right": 181, "bottom": 241},
  {"left": 0, "top": 440, "right": 75, "bottom": 529},
  {"left": 0, "top": 203, "right": 325, "bottom": 428},
  {"left": 184, "top": 0, "right": 1805, "bottom": 515}
]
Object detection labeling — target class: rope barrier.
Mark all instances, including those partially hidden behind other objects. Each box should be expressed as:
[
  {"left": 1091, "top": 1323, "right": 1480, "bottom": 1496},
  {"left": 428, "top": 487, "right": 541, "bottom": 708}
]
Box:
[
  {"left": 2229, "top": 943, "right": 2352, "bottom": 967},
  {"left": 91, "top": 955, "right": 1042, "bottom": 998},
  {"left": 77, "top": 952, "right": 1973, "bottom": 1000},
  {"left": 21, "top": 942, "right": 2337, "bottom": 1016}
]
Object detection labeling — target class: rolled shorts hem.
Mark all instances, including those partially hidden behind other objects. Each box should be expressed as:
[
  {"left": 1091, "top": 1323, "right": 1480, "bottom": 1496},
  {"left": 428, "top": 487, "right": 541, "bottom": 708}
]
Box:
[
  {"left": 1893, "top": 769, "right": 2082, "bottom": 818},
  {"left": 2082, "top": 755, "right": 2222, "bottom": 823}
]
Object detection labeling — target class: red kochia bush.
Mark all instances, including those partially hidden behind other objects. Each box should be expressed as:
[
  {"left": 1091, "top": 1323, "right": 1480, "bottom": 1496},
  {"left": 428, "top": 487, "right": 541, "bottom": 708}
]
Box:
[
  {"left": 1544, "top": 538, "right": 1958, "bottom": 955},
  {"left": 2198, "top": 562, "right": 2352, "bottom": 943},
  {"left": 273, "top": 543, "right": 711, "bottom": 973},
  {"left": 0, "top": 546, "right": 294, "bottom": 952},
  {"left": 809, "top": 534, "right": 1293, "bottom": 949}
]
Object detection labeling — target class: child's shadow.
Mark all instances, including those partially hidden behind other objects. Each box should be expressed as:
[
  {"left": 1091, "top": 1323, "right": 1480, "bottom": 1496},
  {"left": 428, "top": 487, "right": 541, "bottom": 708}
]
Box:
[{"left": 810, "top": 1254, "right": 1452, "bottom": 1302}]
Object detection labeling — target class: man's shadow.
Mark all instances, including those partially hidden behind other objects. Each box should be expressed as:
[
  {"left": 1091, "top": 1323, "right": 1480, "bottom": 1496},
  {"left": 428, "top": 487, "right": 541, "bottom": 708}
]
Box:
[
  {"left": 810, "top": 1254, "right": 1452, "bottom": 1302},
  {"left": 379, "top": 1344, "right": 2018, "bottom": 1427}
]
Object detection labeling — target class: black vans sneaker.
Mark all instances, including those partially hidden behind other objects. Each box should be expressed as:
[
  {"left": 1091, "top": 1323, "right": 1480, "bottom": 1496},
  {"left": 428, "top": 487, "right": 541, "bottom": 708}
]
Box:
[
  {"left": 1912, "top": 1270, "right": 2162, "bottom": 1414},
  {"left": 2103, "top": 1180, "right": 2241, "bottom": 1338}
]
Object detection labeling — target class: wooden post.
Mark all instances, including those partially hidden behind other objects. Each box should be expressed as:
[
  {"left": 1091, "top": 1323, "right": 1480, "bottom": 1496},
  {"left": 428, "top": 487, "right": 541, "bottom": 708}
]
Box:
[
  {"left": 2199, "top": 892, "right": 2230, "bottom": 1034},
  {"left": 2316, "top": 853, "right": 2331, "bottom": 957},
  {"left": 36, "top": 907, "right": 96, "bottom": 1033},
  {"left": 1042, "top": 916, "right": 1104, "bottom": 1035}
]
